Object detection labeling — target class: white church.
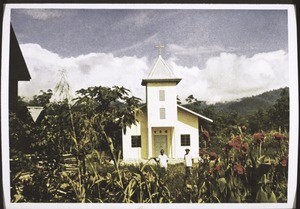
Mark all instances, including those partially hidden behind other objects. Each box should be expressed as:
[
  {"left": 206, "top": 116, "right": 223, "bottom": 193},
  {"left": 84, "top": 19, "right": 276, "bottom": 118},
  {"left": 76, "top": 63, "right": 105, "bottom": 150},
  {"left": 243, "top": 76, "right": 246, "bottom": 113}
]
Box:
[{"left": 122, "top": 52, "right": 213, "bottom": 161}]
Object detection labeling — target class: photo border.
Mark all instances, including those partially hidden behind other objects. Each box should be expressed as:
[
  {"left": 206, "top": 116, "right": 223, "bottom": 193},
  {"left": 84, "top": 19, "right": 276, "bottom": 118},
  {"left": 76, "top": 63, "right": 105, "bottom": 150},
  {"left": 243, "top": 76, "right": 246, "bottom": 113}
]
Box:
[{"left": 1, "top": 1, "right": 298, "bottom": 209}]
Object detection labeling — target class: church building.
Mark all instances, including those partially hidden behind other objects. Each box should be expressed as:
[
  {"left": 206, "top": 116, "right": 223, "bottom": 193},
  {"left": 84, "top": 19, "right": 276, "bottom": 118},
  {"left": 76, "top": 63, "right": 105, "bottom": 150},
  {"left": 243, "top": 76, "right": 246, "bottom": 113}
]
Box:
[{"left": 122, "top": 52, "right": 213, "bottom": 161}]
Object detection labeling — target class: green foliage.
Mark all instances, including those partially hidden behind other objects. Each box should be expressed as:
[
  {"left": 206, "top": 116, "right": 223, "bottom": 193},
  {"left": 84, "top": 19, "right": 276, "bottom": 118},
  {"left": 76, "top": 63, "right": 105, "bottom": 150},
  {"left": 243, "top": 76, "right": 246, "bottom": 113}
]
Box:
[
  {"left": 9, "top": 113, "right": 35, "bottom": 155},
  {"left": 27, "top": 89, "right": 53, "bottom": 106},
  {"left": 37, "top": 100, "right": 74, "bottom": 155},
  {"left": 74, "top": 85, "right": 141, "bottom": 135},
  {"left": 185, "top": 94, "right": 199, "bottom": 104},
  {"left": 72, "top": 85, "right": 141, "bottom": 156},
  {"left": 10, "top": 86, "right": 289, "bottom": 203},
  {"left": 183, "top": 88, "right": 289, "bottom": 134},
  {"left": 267, "top": 88, "right": 289, "bottom": 131},
  {"left": 214, "top": 87, "right": 288, "bottom": 115},
  {"left": 10, "top": 129, "right": 288, "bottom": 203}
]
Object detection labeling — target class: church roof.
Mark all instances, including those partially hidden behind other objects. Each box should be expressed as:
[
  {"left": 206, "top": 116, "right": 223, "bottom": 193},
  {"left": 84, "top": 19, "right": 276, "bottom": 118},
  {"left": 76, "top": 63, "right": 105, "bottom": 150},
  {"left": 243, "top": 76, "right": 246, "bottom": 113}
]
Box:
[
  {"left": 142, "top": 55, "right": 181, "bottom": 86},
  {"left": 149, "top": 55, "right": 176, "bottom": 79},
  {"left": 177, "top": 105, "right": 213, "bottom": 122},
  {"left": 10, "top": 24, "right": 31, "bottom": 81}
]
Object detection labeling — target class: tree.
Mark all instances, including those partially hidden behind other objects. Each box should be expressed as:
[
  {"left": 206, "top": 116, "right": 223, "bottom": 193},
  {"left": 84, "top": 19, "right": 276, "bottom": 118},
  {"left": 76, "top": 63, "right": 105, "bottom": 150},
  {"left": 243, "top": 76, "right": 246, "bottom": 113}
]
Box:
[
  {"left": 70, "top": 85, "right": 141, "bottom": 160},
  {"left": 248, "top": 109, "right": 267, "bottom": 133},
  {"left": 9, "top": 112, "right": 35, "bottom": 156},
  {"left": 10, "top": 95, "right": 47, "bottom": 156},
  {"left": 185, "top": 94, "right": 197, "bottom": 103},
  {"left": 27, "top": 89, "right": 53, "bottom": 106},
  {"left": 268, "top": 88, "right": 289, "bottom": 132},
  {"left": 177, "top": 96, "right": 182, "bottom": 105},
  {"left": 61, "top": 85, "right": 140, "bottom": 188},
  {"left": 37, "top": 100, "right": 73, "bottom": 155}
]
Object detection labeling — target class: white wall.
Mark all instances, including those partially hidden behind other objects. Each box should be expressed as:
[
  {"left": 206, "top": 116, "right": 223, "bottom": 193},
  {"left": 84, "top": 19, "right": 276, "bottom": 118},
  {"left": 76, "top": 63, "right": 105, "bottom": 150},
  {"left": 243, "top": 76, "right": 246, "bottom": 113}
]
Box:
[
  {"left": 122, "top": 106, "right": 200, "bottom": 161},
  {"left": 122, "top": 111, "right": 148, "bottom": 160},
  {"left": 122, "top": 123, "right": 141, "bottom": 160},
  {"left": 175, "top": 108, "right": 199, "bottom": 159},
  {"left": 146, "top": 82, "right": 178, "bottom": 127}
]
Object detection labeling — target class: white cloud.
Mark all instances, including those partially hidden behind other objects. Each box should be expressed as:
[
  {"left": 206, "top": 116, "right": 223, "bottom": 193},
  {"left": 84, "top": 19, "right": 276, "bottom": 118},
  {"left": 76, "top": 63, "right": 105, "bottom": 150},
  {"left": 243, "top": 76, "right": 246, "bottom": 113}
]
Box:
[
  {"left": 20, "top": 9, "right": 62, "bottom": 20},
  {"left": 19, "top": 44, "right": 288, "bottom": 104},
  {"left": 19, "top": 44, "right": 148, "bottom": 101},
  {"left": 170, "top": 50, "right": 288, "bottom": 103}
]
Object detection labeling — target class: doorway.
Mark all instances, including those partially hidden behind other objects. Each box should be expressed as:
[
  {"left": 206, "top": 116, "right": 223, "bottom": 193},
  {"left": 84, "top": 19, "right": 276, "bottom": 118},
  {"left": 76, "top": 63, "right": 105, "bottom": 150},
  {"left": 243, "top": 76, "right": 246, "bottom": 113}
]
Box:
[{"left": 154, "top": 135, "right": 167, "bottom": 157}]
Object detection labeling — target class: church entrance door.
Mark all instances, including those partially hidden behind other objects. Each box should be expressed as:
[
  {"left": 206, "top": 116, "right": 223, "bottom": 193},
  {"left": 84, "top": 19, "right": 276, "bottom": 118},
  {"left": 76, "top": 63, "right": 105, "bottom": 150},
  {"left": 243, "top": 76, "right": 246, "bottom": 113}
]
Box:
[{"left": 154, "top": 135, "right": 167, "bottom": 157}]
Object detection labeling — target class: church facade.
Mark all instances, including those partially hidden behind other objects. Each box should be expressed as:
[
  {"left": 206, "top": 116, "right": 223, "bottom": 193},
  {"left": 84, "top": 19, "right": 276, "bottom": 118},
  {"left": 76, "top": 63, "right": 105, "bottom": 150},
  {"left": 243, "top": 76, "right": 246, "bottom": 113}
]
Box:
[{"left": 122, "top": 55, "right": 213, "bottom": 160}]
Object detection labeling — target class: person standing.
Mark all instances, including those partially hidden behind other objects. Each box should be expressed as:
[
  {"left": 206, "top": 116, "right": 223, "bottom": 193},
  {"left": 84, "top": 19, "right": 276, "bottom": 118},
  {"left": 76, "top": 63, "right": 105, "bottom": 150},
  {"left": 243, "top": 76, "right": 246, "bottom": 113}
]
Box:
[
  {"left": 154, "top": 149, "right": 168, "bottom": 180},
  {"left": 184, "top": 148, "right": 193, "bottom": 184}
]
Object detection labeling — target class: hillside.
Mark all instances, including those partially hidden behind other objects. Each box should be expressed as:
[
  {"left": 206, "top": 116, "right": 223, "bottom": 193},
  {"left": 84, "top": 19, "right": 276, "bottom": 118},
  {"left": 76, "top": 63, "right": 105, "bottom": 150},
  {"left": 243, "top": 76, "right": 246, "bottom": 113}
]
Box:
[{"left": 184, "top": 87, "right": 288, "bottom": 115}]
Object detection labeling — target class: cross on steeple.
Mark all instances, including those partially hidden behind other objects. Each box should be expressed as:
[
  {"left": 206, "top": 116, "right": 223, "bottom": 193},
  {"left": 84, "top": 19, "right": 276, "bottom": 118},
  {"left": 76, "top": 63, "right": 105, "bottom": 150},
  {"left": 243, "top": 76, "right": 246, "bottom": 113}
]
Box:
[{"left": 155, "top": 42, "right": 165, "bottom": 56}]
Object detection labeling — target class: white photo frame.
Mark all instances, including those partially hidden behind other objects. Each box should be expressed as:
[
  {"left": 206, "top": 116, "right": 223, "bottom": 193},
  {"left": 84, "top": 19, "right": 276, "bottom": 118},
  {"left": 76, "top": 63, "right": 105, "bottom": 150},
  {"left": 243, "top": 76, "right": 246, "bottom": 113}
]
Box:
[{"left": 1, "top": 3, "right": 298, "bottom": 209}]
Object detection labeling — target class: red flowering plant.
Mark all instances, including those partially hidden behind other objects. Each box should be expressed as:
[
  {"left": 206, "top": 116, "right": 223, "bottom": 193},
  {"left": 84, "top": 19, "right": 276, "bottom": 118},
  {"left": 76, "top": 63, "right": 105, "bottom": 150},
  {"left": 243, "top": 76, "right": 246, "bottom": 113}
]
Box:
[
  {"left": 252, "top": 133, "right": 266, "bottom": 158},
  {"left": 233, "top": 163, "right": 245, "bottom": 175},
  {"left": 273, "top": 133, "right": 289, "bottom": 146},
  {"left": 224, "top": 136, "right": 249, "bottom": 162},
  {"left": 253, "top": 133, "right": 265, "bottom": 145},
  {"left": 201, "top": 130, "right": 210, "bottom": 142},
  {"left": 241, "top": 142, "right": 249, "bottom": 154},
  {"left": 209, "top": 152, "right": 218, "bottom": 161},
  {"left": 228, "top": 136, "right": 243, "bottom": 151},
  {"left": 280, "top": 157, "right": 288, "bottom": 167},
  {"left": 208, "top": 152, "right": 221, "bottom": 176},
  {"left": 274, "top": 133, "right": 287, "bottom": 141}
]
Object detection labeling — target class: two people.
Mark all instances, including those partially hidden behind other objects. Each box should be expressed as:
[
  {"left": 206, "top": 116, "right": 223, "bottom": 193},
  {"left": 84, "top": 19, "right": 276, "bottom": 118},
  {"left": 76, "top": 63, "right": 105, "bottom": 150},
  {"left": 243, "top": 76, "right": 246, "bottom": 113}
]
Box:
[{"left": 153, "top": 148, "right": 194, "bottom": 181}]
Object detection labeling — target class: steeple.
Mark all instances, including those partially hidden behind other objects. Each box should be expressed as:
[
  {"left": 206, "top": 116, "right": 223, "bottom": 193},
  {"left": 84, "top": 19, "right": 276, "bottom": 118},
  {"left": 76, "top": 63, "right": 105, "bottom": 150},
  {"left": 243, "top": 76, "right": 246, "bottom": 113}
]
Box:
[{"left": 141, "top": 55, "right": 181, "bottom": 86}]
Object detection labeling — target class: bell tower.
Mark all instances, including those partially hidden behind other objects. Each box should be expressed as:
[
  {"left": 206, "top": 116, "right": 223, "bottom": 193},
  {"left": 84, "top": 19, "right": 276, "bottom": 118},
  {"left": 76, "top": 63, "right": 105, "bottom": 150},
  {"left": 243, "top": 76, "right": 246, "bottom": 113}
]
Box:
[{"left": 141, "top": 45, "right": 181, "bottom": 157}]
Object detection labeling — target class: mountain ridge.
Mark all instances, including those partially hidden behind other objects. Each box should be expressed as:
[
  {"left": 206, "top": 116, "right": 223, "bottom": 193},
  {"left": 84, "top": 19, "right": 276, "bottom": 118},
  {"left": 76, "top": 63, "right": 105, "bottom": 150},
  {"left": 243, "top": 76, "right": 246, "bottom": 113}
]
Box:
[{"left": 184, "top": 87, "right": 288, "bottom": 115}]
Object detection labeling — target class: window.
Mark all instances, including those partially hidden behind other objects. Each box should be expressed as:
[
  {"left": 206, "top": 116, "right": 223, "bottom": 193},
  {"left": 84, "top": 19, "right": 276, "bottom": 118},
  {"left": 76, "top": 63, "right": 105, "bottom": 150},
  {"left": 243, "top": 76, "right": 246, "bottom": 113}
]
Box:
[
  {"left": 159, "top": 90, "right": 165, "bottom": 101},
  {"left": 160, "top": 108, "right": 166, "bottom": 119},
  {"left": 131, "top": 135, "right": 141, "bottom": 147},
  {"left": 181, "top": 134, "right": 190, "bottom": 146}
]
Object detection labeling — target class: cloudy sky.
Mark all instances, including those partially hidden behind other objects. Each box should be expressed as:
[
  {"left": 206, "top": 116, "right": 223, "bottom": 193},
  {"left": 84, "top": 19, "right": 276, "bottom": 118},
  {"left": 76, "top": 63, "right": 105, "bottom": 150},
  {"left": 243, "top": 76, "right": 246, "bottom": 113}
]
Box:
[{"left": 10, "top": 6, "right": 289, "bottom": 103}]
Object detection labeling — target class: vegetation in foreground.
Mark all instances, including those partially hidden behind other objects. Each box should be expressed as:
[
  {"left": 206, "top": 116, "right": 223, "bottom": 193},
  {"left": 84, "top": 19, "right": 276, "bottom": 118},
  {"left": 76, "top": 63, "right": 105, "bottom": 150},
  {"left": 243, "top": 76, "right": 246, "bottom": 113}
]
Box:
[
  {"left": 9, "top": 82, "right": 289, "bottom": 203},
  {"left": 10, "top": 129, "right": 288, "bottom": 203}
]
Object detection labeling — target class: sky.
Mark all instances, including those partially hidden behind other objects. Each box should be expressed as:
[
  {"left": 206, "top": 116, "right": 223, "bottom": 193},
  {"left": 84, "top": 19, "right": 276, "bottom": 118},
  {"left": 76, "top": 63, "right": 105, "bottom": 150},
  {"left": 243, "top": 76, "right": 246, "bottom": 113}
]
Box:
[{"left": 10, "top": 6, "right": 289, "bottom": 104}]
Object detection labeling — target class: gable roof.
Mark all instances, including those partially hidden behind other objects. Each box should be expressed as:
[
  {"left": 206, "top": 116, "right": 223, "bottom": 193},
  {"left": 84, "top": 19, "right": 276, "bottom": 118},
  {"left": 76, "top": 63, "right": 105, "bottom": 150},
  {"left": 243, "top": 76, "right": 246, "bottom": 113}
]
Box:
[
  {"left": 142, "top": 55, "right": 181, "bottom": 86},
  {"left": 177, "top": 105, "right": 213, "bottom": 122},
  {"left": 10, "top": 24, "right": 31, "bottom": 81},
  {"left": 149, "top": 55, "right": 176, "bottom": 79}
]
